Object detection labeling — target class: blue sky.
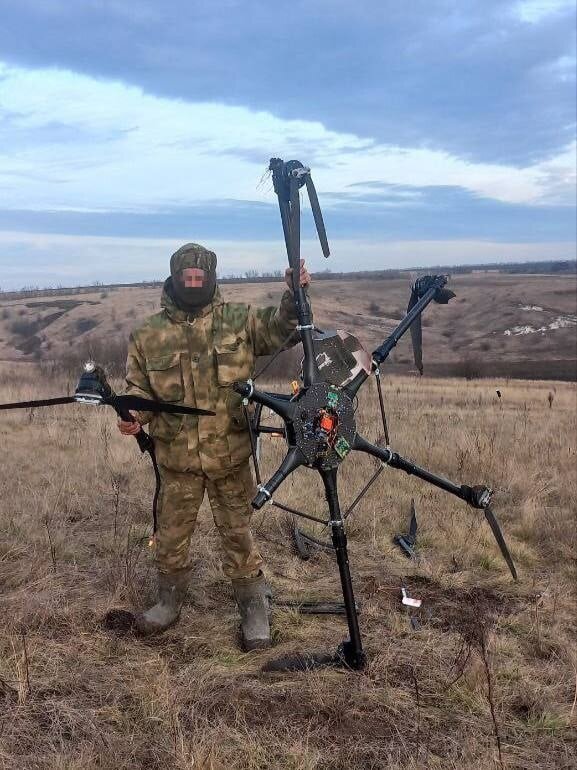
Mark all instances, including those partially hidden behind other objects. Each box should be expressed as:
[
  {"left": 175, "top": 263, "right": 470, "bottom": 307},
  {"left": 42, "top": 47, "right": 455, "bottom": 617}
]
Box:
[{"left": 0, "top": 0, "right": 575, "bottom": 288}]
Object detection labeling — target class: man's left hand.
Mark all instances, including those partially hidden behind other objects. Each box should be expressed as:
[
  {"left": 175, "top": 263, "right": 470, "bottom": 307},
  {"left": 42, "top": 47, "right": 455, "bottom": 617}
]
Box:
[{"left": 285, "top": 258, "right": 311, "bottom": 289}]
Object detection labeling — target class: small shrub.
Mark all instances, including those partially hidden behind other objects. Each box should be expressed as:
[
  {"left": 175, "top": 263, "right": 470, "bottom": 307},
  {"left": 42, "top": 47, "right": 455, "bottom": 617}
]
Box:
[
  {"left": 10, "top": 318, "right": 41, "bottom": 336},
  {"left": 17, "top": 334, "right": 42, "bottom": 356},
  {"left": 368, "top": 301, "right": 381, "bottom": 315},
  {"left": 75, "top": 318, "right": 98, "bottom": 334}
]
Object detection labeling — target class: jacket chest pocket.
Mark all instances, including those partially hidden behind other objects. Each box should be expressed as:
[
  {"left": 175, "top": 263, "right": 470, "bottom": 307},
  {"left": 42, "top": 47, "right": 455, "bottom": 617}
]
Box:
[
  {"left": 215, "top": 336, "right": 253, "bottom": 430},
  {"left": 214, "top": 335, "right": 252, "bottom": 386},
  {"left": 146, "top": 352, "right": 184, "bottom": 403}
]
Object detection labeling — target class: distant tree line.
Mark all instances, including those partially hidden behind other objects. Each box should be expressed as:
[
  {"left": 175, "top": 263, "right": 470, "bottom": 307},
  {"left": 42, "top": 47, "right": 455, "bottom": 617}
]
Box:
[{"left": 1, "top": 260, "right": 574, "bottom": 300}]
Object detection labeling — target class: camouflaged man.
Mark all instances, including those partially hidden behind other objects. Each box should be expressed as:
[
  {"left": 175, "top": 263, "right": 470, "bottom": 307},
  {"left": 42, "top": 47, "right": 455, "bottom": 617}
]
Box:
[{"left": 118, "top": 243, "right": 310, "bottom": 650}]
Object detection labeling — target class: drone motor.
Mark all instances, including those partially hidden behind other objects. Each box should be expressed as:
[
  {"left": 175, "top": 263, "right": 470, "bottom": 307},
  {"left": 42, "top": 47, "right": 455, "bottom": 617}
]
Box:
[{"left": 74, "top": 361, "right": 112, "bottom": 406}]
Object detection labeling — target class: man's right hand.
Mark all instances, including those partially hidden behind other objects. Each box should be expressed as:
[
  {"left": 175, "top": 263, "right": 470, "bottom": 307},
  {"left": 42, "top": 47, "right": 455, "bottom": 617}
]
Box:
[{"left": 118, "top": 410, "right": 142, "bottom": 436}]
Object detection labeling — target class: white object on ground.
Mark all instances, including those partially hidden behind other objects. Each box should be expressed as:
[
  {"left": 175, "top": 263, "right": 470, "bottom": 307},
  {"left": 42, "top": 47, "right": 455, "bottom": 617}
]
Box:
[{"left": 401, "top": 587, "right": 422, "bottom": 609}]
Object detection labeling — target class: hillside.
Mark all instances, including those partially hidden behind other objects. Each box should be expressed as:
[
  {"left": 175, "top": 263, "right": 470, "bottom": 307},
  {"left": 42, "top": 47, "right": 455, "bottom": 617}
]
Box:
[{"left": 0, "top": 272, "right": 576, "bottom": 380}]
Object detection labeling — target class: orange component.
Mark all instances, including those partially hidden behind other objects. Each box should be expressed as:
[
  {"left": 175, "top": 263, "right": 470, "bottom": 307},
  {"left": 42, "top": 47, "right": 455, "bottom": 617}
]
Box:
[
  {"left": 320, "top": 413, "right": 336, "bottom": 432},
  {"left": 291, "top": 380, "right": 300, "bottom": 395}
]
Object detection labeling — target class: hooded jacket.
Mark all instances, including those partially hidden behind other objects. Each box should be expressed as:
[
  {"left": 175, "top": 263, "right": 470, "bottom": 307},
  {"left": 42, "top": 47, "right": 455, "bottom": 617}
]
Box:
[{"left": 124, "top": 279, "right": 301, "bottom": 477}]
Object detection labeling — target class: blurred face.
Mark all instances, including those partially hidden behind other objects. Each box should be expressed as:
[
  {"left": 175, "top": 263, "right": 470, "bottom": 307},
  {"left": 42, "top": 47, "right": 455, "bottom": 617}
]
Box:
[
  {"left": 180, "top": 267, "right": 206, "bottom": 289},
  {"left": 171, "top": 263, "right": 216, "bottom": 312}
]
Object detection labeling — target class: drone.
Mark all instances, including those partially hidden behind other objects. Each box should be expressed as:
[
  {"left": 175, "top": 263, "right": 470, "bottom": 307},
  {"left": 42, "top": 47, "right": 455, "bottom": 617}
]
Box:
[{"left": 233, "top": 158, "right": 517, "bottom": 672}]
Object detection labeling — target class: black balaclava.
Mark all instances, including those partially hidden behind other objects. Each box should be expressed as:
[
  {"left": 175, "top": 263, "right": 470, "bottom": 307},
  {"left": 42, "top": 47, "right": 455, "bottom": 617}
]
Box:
[{"left": 169, "top": 243, "right": 217, "bottom": 313}]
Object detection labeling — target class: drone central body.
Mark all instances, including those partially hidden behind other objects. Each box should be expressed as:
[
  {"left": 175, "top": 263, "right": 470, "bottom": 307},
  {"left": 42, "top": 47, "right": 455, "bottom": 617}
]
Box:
[{"left": 288, "top": 382, "right": 355, "bottom": 467}]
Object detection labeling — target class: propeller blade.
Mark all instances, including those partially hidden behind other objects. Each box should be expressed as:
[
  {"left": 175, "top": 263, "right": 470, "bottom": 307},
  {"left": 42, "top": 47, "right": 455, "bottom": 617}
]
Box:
[
  {"left": 113, "top": 395, "right": 215, "bottom": 417},
  {"left": 407, "top": 288, "right": 424, "bottom": 375},
  {"left": 408, "top": 498, "right": 418, "bottom": 541},
  {"left": 0, "top": 396, "right": 76, "bottom": 411},
  {"left": 289, "top": 173, "right": 301, "bottom": 274},
  {"left": 484, "top": 506, "right": 518, "bottom": 580},
  {"left": 305, "top": 176, "right": 330, "bottom": 257},
  {"left": 435, "top": 287, "right": 456, "bottom": 304}
]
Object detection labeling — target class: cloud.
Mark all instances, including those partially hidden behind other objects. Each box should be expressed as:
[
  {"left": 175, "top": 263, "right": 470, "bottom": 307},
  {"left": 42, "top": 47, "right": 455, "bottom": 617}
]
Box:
[
  {"left": 0, "top": 60, "right": 574, "bottom": 221},
  {"left": 514, "top": 0, "right": 574, "bottom": 23},
  {"left": 0, "top": 1, "right": 574, "bottom": 165}
]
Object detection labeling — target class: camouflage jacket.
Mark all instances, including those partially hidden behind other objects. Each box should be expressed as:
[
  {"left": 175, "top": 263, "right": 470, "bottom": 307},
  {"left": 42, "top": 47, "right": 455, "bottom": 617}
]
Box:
[{"left": 125, "top": 281, "right": 300, "bottom": 477}]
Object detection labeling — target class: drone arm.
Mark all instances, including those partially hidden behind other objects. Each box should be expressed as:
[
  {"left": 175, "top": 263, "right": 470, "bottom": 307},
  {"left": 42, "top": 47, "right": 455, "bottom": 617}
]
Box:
[
  {"left": 372, "top": 276, "right": 448, "bottom": 366},
  {"left": 252, "top": 445, "right": 305, "bottom": 509},
  {"left": 352, "top": 434, "right": 484, "bottom": 505},
  {"left": 233, "top": 381, "right": 295, "bottom": 422},
  {"left": 344, "top": 275, "right": 449, "bottom": 398},
  {"left": 389, "top": 451, "right": 473, "bottom": 502},
  {"left": 388, "top": 444, "right": 517, "bottom": 578},
  {"left": 352, "top": 433, "right": 517, "bottom": 579}
]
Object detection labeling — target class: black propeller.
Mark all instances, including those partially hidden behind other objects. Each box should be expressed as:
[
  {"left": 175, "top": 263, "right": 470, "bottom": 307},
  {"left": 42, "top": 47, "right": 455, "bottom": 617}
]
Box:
[
  {"left": 407, "top": 276, "right": 456, "bottom": 374},
  {"left": 483, "top": 506, "right": 518, "bottom": 581},
  {"left": 304, "top": 175, "right": 330, "bottom": 258},
  {"left": 463, "top": 485, "right": 517, "bottom": 580},
  {"left": 0, "top": 394, "right": 213, "bottom": 417},
  {"left": 112, "top": 394, "right": 213, "bottom": 416},
  {"left": 0, "top": 396, "right": 77, "bottom": 410},
  {"left": 407, "top": 289, "right": 424, "bottom": 375}
]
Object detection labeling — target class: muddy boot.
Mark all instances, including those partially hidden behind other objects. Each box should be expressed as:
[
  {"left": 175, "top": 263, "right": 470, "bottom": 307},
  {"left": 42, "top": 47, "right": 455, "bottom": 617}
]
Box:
[
  {"left": 134, "top": 570, "right": 189, "bottom": 636},
  {"left": 232, "top": 572, "right": 272, "bottom": 651}
]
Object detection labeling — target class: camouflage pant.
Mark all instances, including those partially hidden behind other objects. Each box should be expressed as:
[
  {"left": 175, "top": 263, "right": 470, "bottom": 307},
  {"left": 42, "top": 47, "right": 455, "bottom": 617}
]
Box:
[{"left": 154, "top": 461, "right": 263, "bottom": 580}]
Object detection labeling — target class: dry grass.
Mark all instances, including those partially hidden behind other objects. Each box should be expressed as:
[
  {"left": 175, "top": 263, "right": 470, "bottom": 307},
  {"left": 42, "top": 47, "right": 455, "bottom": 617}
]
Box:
[{"left": 0, "top": 364, "right": 576, "bottom": 769}]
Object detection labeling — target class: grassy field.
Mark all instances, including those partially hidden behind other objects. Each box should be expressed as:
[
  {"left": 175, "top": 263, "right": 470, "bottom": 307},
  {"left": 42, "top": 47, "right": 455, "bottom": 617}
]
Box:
[
  {"left": 1, "top": 272, "right": 576, "bottom": 379},
  {"left": 0, "top": 362, "right": 575, "bottom": 769}
]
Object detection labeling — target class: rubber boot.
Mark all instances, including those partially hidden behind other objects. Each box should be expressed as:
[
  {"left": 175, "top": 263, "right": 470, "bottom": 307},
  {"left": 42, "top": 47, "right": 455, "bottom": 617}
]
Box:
[
  {"left": 232, "top": 571, "right": 272, "bottom": 651},
  {"left": 134, "top": 570, "right": 189, "bottom": 636}
]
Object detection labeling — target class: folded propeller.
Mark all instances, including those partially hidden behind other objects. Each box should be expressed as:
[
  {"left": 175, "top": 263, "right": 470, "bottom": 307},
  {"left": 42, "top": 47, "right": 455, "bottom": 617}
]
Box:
[
  {"left": 408, "top": 275, "right": 456, "bottom": 375},
  {"left": 0, "top": 362, "right": 214, "bottom": 420}
]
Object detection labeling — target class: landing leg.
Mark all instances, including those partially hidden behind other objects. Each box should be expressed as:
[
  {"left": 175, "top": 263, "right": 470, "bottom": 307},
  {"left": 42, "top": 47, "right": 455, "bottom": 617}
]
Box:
[
  {"left": 322, "top": 466, "right": 365, "bottom": 669},
  {"left": 262, "top": 466, "right": 365, "bottom": 672}
]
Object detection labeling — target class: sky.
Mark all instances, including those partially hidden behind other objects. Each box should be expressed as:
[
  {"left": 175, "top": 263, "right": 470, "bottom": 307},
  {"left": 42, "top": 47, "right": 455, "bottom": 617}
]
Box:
[{"left": 0, "top": 0, "right": 575, "bottom": 289}]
